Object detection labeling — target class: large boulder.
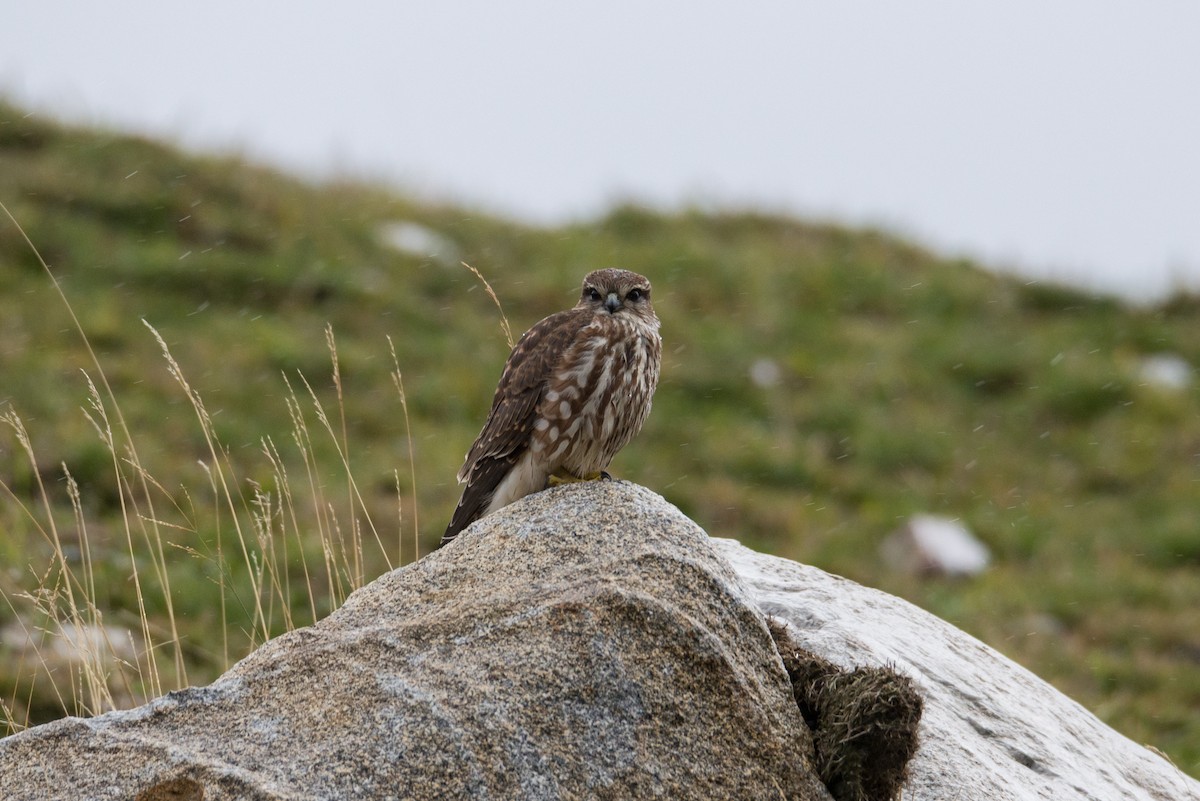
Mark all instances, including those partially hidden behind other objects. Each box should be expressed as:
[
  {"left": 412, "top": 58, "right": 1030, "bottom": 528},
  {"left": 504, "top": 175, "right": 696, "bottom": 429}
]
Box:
[
  {"left": 0, "top": 482, "right": 831, "bottom": 801},
  {"left": 718, "top": 538, "right": 1200, "bottom": 801},
  {"left": 3, "top": 480, "right": 1194, "bottom": 801}
]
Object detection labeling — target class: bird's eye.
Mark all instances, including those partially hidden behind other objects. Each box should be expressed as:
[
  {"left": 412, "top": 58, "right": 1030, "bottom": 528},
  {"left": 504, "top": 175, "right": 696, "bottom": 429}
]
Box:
[
  {"left": 627, "top": 288, "right": 644, "bottom": 302},
  {"left": 585, "top": 287, "right": 602, "bottom": 302}
]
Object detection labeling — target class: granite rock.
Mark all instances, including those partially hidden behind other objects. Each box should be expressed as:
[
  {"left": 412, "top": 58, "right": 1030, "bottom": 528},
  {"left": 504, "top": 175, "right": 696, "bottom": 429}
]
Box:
[{"left": 0, "top": 481, "right": 829, "bottom": 801}]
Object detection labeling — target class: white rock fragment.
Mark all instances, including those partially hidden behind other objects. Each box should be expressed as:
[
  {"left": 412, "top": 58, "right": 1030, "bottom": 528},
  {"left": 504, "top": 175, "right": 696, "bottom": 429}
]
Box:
[
  {"left": 1136, "top": 354, "right": 1193, "bottom": 391},
  {"left": 378, "top": 221, "right": 459, "bottom": 264},
  {"left": 1, "top": 620, "right": 139, "bottom": 666},
  {"left": 749, "top": 358, "right": 782, "bottom": 388},
  {"left": 881, "top": 514, "right": 990, "bottom": 577},
  {"left": 1, "top": 620, "right": 141, "bottom": 710}
]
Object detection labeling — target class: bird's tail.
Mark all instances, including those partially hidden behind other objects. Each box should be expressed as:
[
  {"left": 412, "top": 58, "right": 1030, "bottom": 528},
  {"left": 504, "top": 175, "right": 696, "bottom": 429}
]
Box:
[{"left": 440, "top": 457, "right": 512, "bottom": 547}]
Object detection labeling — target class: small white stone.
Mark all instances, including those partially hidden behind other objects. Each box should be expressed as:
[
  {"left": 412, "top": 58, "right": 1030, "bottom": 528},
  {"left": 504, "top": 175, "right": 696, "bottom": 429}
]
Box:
[
  {"left": 377, "top": 221, "right": 459, "bottom": 264},
  {"left": 881, "top": 514, "right": 990, "bottom": 577},
  {"left": 1, "top": 620, "right": 139, "bottom": 670},
  {"left": 1137, "top": 353, "right": 1193, "bottom": 390},
  {"left": 749, "top": 358, "right": 782, "bottom": 388}
]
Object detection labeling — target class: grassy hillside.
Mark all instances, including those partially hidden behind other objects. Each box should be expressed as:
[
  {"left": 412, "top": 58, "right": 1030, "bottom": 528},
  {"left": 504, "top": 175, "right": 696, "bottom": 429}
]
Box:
[{"left": 1, "top": 100, "right": 1198, "bottom": 774}]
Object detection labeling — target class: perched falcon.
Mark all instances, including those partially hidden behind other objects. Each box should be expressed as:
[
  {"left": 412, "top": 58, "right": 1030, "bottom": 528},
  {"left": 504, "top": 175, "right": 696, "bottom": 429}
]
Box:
[{"left": 442, "top": 268, "right": 662, "bottom": 546}]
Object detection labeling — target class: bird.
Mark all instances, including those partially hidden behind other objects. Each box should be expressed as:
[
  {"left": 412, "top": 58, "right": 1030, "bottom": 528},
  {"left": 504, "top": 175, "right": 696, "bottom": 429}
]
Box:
[{"left": 442, "top": 268, "right": 662, "bottom": 546}]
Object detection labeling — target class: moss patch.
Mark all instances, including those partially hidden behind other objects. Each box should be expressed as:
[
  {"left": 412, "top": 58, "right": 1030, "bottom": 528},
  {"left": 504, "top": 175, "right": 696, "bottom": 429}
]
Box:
[{"left": 770, "top": 619, "right": 923, "bottom": 801}]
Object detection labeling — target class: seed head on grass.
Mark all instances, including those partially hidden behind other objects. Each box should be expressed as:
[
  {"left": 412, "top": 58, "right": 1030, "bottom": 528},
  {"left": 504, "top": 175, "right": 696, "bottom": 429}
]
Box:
[{"left": 462, "top": 261, "right": 515, "bottom": 349}]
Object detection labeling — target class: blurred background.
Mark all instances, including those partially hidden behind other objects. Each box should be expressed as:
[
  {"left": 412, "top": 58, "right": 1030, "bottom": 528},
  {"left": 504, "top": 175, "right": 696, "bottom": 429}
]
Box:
[
  {"left": 1, "top": 1, "right": 1198, "bottom": 777},
  {"left": 4, "top": 2, "right": 1199, "bottom": 299}
]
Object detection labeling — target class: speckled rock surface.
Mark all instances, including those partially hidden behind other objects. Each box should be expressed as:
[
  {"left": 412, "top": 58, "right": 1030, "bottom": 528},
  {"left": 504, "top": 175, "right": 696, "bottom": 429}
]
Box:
[{"left": 0, "top": 481, "right": 829, "bottom": 801}]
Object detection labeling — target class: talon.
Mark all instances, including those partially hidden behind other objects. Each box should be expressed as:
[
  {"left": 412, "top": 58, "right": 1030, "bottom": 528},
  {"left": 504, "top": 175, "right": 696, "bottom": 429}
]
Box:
[{"left": 548, "top": 470, "right": 609, "bottom": 487}]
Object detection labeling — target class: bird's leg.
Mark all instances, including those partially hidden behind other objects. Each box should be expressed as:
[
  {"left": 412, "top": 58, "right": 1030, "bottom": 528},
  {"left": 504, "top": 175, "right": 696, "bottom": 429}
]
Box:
[{"left": 548, "top": 469, "right": 612, "bottom": 486}]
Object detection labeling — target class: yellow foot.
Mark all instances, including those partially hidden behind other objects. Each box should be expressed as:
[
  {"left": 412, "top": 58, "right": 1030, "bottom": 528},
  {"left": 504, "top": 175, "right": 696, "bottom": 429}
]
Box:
[{"left": 548, "top": 470, "right": 612, "bottom": 486}]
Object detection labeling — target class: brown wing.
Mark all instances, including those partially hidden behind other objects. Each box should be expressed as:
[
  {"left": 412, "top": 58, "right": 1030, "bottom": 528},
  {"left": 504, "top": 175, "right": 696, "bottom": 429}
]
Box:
[
  {"left": 457, "top": 307, "right": 586, "bottom": 480},
  {"left": 442, "top": 307, "right": 587, "bottom": 545}
]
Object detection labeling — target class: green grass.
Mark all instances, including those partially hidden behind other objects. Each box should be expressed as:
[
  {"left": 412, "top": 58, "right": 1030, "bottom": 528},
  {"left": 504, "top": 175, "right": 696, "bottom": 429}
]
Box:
[{"left": 1, "top": 99, "right": 1198, "bottom": 776}]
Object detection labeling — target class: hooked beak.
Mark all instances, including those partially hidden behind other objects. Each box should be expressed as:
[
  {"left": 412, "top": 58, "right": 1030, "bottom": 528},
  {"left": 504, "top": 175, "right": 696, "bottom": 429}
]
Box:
[{"left": 605, "top": 292, "right": 621, "bottom": 313}]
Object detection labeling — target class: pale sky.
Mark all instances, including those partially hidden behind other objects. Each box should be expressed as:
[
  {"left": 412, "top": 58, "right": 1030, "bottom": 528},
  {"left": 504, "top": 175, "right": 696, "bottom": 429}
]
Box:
[{"left": 3, "top": 2, "right": 1198, "bottom": 301}]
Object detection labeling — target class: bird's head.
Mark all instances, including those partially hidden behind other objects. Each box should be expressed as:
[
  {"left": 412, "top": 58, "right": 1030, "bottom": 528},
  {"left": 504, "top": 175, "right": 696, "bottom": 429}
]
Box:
[{"left": 577, "top": 269, "right": 657, "bottom": 325}]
